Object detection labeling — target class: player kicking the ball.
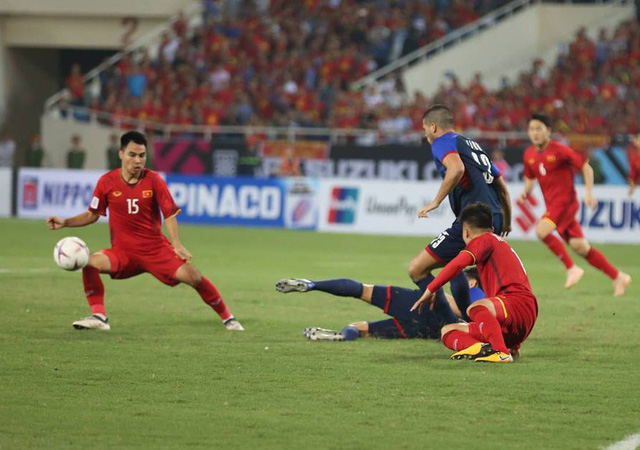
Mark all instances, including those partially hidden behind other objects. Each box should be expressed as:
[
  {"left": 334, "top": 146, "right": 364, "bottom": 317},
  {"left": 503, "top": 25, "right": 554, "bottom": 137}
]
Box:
[
  {"left": 275, "top": 268, "right": 485, "bottom": 342},
  {"left": 521, "top": 114, "right": 631, "bottom": 295},
  {"left": 46, "top": 131, "right": 244, "bottom": 331},
  {"left": 411, "top": 202, "right": 538, "bottom": 363}
]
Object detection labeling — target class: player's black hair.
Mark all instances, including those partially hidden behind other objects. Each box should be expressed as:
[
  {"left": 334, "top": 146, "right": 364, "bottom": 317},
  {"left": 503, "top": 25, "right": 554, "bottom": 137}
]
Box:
[
  {"left": 422, "top": 104, "right": 454, "bottom": 128},
  {"left": 120, "top": 131, "right": 148, "bottom": 150},
  {"left": 463, "top": 266, "right": 480, "bottom": 284},
  {"left": 530, "top": 113, "right": 552, "bottom": 129},
  {"left": 459, "top": 202, "right": 493, "bottom": 230}
]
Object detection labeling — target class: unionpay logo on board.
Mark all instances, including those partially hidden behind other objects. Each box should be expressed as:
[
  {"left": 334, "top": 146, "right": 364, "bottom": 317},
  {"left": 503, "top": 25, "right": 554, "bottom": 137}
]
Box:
[{"left": 328, "top": 187, "right": 359, "bottom": 224}]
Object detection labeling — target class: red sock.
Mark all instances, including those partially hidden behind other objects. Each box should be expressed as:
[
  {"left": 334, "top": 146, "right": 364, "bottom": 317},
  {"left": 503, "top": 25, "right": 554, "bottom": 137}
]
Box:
[
  {"left": 542, "top": 234, "right": 574, "bottom": 269},
  {"left": 82, "top": 266, "right": 105, "bottom": 316},
  {"left": 585, "top": 247, "right": 619, "bottom": 280},
  {"left": 468, "top": 305, "right": 509, "bottom": 353},
  {"left": 441, "top": 330, "right": 481, "bottom": 352},
  {"left": 195, "top": 277, "right": 233, "bottom": 322}
]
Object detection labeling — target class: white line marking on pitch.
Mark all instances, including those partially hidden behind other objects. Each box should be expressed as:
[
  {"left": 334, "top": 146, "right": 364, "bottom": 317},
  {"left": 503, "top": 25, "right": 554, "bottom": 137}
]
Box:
[
  {"left": 604, "top": 432, "right": 640, "bottom": 450},
  {"left": 0, "top": 268, "right": 59, "bottom": 274}
]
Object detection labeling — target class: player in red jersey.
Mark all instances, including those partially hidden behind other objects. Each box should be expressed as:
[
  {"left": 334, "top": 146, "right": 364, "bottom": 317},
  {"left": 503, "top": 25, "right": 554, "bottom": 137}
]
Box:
[
  {"left": 46, "top": 131, "right": 244, "bottom": 331},
  {"left": 520, "top": 114, "right": 631, "bottom": 296},
  {"left": 411, "top": 202, "right": 538, "bottom": 363},
  {"left": 627, "top": 134, "right": 640, "bottom": 196}
]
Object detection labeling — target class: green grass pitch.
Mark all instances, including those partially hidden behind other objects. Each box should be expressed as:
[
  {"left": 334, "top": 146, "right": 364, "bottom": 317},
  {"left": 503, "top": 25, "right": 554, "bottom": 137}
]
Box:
[{"left": 1, "top": 218, "right": 639, "bottom": 449}]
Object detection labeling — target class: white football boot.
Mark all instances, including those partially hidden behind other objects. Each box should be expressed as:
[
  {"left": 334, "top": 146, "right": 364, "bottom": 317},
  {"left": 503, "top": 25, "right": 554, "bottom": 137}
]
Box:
[
  {"left": 224, "top": 318, "right": 245, "bottom": 331},
  {"left": 303, "top": 327, "right": 343, "bottom": 341},
  {"left": 276, "top": 278, "right": 313, "bottom": 293},
  {"left": 72, "top": 314, "right": 111, "bottom": 331}
]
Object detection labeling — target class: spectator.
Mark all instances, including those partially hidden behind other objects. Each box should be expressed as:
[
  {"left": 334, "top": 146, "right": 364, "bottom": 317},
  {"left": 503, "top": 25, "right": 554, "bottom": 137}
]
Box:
[
  {"left": 491, "top": 149, "right": 510, "bottom": 180},
  {"left": 276, "top": 147, "right": 302, "bottom": 177},
  {"left": 0, "top": 133, "right": 16, "bottom": 167},
  {"left": 106, "top": 133, "right": 120, "bottom": 170},
  {"left": 66, "top": 64, "right": 85, "bottom": 106},
  {"left": 127, "top": 64, "right": 147, "bottom": 98},
  {"left": 67, "top": 135, "right": 86, "bottom": 169},
  {"left": 627, "top": 134, "right": 640, "bottom": 196},
  {"left": 25, "top": 134, "right": 45, "bottom": 167}
]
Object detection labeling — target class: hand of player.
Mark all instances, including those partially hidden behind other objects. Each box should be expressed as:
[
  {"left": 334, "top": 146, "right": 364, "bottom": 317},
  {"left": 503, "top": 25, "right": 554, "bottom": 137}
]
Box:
[
  {"left": 410, "top": 289, "right": 435, "bottom": 314},
  {"left": 584, "top": 193, "right": 597, "bottom": 211},
  {"left": 46, "top": 216, "right": 65, "bottom": 230},
  {"left": 418, "top": 201, "right": 439, "bottom": 218},
  {"left": 629, "top": 183, "right": 636, "bottom": 197},
  {"left": 518, "top": 191, "right": 529, "bottom": 203},
  {"left": 501, "top": 219, "right": 512, "bottom": 237},
  {"left": 631, "top": 134, "right": 640, "bottom": 150},
  {"left": 173, "top": 243, "right": 192, "bottom": 261}
]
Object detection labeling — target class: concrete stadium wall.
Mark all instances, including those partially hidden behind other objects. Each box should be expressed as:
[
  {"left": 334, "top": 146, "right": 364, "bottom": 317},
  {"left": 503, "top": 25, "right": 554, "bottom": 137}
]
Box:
[
  {"left": 402, "top": 3, "right": 635, "bottom": 95},
  {"left": 2, "top": 16, "right": 167, "bottom": 49},
  {"left": 41, "top": 115, "right": 120, "bottom": 170},
  {"left": 0, "top": 0, "right": 194, "bottom": 17}
]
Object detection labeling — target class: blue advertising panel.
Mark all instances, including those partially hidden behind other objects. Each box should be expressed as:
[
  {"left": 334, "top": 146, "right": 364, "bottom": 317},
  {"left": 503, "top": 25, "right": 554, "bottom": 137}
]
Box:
[{"left": 166, "top": 175, "right": 287, "bottom": 227}]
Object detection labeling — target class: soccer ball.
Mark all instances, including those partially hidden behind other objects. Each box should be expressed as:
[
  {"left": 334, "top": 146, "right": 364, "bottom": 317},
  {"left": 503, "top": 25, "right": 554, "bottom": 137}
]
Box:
[{"left": 53, "top": 237, "right": 90, "bottom": 271}]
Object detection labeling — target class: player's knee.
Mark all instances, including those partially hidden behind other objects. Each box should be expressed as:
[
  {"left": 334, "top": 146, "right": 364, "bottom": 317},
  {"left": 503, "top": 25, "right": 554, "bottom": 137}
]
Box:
[
  {"left": 440, "top": 323, "right": 467, "bottom": 337},
  {"left": 408, "top": 259, "right": 424, "bottom": 280},
  {"left": 348, "top": 322, "right": 368, "bottom": 332},
  {"left": 569, "top": 239, "right": 589, "bottom": 256},
  {"left": 535, "top": 224, "right": 549, "bottom": 240}
]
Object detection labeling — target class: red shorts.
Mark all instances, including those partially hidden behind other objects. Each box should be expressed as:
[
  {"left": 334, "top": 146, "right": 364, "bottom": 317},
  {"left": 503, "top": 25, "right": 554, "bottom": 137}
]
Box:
[
  {"left": 468, "top": 293, "right": 538, "bottom": 350},
  {"left": 102, "top": 243, "right": 186, "bottom": 287},
  {"left": 543, "top": 201, "right": 584, "bottom": 242}
]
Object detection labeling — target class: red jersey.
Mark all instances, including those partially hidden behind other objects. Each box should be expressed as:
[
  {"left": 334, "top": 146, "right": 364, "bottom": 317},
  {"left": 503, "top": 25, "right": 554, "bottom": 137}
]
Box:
[
  {"left": 88, "top": 169, "right": 180, "bottom": 250},
  {"left": 628, "top": 149, "right": 640, "bottom": 184},
  {"left": 428, "top": 233, "right": 534, "bottom": 299},
  {"left": 523, "top": 140, "right": 585, "bottom": 209}
]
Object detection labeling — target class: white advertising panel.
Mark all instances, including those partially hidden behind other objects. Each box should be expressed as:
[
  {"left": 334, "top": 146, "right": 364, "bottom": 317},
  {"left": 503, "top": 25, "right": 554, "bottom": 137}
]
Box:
[
  {"left": 0, "top": 168, "right": 11, "bottom": 217},
  {"left": 318, "top": 179, "right": 640, "bottom": 244},
  {"left": 17, "top": 168, "right": 105, "bottom": 219}
]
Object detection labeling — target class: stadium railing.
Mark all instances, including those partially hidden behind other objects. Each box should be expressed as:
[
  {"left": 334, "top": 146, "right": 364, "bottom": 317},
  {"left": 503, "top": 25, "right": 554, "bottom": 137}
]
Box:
[
  {"left": 43, "top": 1, "right": 203, "bottom": 111},
  {"left": 44, "top": 104, "right": 531, "bottom": 148},
  {"left": 351, "top": 0, "right": 632, "bottom": 90}
]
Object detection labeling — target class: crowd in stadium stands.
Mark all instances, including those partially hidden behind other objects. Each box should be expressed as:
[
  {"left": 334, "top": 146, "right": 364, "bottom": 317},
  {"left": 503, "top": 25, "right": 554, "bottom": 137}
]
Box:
[
  {"left": 64, "top": 0, "right": 509, "bottom": 130},
  {"left": 63, "top": 0, "right": 639, "bottom": 138}
]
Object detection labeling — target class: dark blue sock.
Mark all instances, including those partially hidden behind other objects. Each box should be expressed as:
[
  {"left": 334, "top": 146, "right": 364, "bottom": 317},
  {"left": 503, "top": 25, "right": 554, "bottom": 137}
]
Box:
[
  {"left": 423, "top": 274, "right": 459, "bottom": 325},
  {"left": 340, "top": 326, "right": 360, "bottom": 341},
  {"left": 311, "top": 279, "right": 364, "bottom": 298},
  {"left": 414, "top": 277, "right": 431, "bottom": 291},
  {"left": 450, "top": 272, "right": 470, "bottom": 317}
]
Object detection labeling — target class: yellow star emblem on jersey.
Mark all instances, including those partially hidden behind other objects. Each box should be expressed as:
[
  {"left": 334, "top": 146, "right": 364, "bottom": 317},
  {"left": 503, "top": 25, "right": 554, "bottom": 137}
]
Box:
[
  {"left": 528, "top": 158, "right": 535, "bottom": 165},
  {"left": 112, "top": 191, "right": 122, "bottom": 197},
  {"left": 143, "top": 190, "right": 153, "bottom": 198}
]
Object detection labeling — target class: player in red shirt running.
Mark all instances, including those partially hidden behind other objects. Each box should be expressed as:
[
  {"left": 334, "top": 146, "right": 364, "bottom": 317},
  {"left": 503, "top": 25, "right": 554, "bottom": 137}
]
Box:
[
  {"left": 520, "top": 114, "right": 631, "bottom": 296},
  {"left": 46, "top": 131, "right": 244, "bottom": 331},
  {"left": 627, "top": 134, "right": 640, "bottom": 196},
  {"left": 411, "top": 202, "right": 538, "bottom": 363}
]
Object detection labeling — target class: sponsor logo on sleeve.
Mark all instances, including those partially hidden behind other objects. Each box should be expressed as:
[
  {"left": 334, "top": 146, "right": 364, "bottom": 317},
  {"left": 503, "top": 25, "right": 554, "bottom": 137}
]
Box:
[{"left": 90, "top": 196, "right": 99, "bottom": 209}]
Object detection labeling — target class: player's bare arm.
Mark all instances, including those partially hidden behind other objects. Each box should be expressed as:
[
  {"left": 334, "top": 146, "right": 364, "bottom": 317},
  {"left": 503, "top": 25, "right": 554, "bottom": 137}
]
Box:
[
  {"left": 519, "top": 176, "right": 536, "bottom": 202},
  {"left": 164, "top": 215, "right": 192, "bottom": 261},
  {"left": 581, "top": 161, "right": 597, "bottom": 210},
  {"left": 493, "top": 176, "right": 512, "bottom": 236},
  {"left": 46, "top": 210, "right": 100, "bottom": 230},
  {"left": 418, "top": 153, "right": 464, "bottom": 218}
]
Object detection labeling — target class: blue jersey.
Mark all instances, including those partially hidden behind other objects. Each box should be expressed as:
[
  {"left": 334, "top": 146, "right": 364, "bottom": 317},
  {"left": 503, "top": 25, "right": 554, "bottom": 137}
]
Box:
[{"left": 431, "top": 132, "right": 502, "bottom": 217}]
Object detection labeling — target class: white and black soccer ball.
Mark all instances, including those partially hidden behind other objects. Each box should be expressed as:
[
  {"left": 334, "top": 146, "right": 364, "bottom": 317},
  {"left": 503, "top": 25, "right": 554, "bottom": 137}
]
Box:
[{"left": 53, "top": 237, "right": 90, "bottom": 271}]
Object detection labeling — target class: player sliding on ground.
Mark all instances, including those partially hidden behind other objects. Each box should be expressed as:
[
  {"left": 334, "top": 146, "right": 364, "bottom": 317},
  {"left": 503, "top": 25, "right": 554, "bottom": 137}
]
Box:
[
  {"left": 521, "top": 114, "right": 631, "bottom": 295},
  {"left": 275, "top": 268, "right": 485, "bottom": 341},
  {"left": 408, "top": 105, "right": 512, "bottom": 316},
  {"left": 46, "top": 131, "right": 244, "bottom": 331},
  {"left": 411, "top": 202, "right": 538, "bottom": 363}
]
